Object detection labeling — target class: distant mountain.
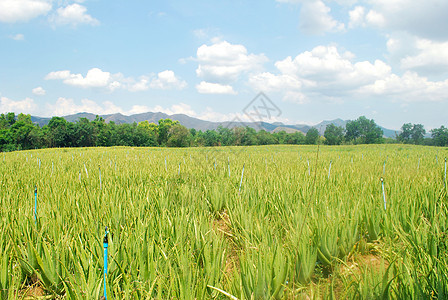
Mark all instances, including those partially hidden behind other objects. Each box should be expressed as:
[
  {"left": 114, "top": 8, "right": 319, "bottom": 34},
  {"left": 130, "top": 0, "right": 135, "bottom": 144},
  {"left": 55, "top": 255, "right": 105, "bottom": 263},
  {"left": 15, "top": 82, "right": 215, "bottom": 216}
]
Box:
[{"left": 30, "top": 113, "right": 400, "bottom": 138}]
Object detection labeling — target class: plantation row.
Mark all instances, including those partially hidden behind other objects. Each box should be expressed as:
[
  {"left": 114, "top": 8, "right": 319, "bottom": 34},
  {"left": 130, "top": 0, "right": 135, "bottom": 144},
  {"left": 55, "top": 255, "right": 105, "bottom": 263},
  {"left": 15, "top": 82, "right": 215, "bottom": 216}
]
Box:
[{"left": 0, "top": 144, "right": 447, "bottom": 299}]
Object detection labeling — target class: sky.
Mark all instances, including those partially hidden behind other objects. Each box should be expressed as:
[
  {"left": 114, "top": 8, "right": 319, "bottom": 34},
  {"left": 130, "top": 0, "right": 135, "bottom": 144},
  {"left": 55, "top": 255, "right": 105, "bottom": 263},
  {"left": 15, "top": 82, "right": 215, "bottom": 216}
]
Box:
[{"left": 1, "top": 0, "right": 448, "bottom": 130}]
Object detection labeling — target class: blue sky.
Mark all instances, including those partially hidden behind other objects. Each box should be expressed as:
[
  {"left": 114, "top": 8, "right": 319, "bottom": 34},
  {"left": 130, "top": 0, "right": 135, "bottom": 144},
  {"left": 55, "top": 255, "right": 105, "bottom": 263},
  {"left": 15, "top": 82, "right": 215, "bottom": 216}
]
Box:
[{"left": 1, "top": 0, "right": 448, "bottom": 130}]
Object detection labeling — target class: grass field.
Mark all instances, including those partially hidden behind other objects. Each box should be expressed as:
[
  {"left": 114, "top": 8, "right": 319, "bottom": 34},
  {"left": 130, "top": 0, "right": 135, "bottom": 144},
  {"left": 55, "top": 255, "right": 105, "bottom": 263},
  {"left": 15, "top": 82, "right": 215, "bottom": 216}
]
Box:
[{"left": 1, "top": 144, "right": 447, "bottom": 299}]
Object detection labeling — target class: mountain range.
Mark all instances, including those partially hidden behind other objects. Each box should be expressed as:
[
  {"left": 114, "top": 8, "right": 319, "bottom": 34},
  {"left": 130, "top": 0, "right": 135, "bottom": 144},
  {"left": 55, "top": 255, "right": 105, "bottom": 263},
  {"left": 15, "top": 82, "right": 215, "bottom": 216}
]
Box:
[{"left": 30, "top": 112, "right": 400, "bottom": 138}]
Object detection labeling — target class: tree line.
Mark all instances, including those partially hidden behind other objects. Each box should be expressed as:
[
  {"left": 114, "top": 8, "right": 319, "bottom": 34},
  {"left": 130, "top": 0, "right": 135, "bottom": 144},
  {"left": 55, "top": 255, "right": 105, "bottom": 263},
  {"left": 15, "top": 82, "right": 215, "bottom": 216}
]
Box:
[{"left": 1, "top": 112, "right": 447, "bottom": 152}]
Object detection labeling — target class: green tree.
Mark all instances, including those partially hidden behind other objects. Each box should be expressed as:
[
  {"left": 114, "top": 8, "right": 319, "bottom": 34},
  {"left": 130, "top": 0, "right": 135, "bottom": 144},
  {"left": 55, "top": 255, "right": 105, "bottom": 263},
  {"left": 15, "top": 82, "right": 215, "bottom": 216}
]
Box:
[
  {"left": 73, "top": 118, "right": 94, "bottom": 147},
  {"left": 274, "top": 131, "right": 287, "bottom": 144},
  {"left": 431, "top": 126, "right": 448, "bottom": 146},
  {"left": 305, "top": 128, "right": 319, "bottom": 145},
  {"left": 217, "top": 126, "right": 235, "bottom": 146},
  {"left": 46, "top": 117, "right": 69, "bottom": 148},
  {"left": 324, "top": 124, "right": 344, "bottom": 145},
  {"left": 9, "top": 113, "right": 35, "bottom": 149},
  {"left": 204, "top": 129, "right": 219, "bottom": 146},
  {"left": 286, "top": 132, "right": 305, "bottom": 144},
  {"left": 257, "top": 130, "right": 277, "bottom": 145},
  {"left": 167, "top": 124, "right": 190, "bottom": 147},
  {"left": 411, "top": 124, "right": 425, "bottom": 145},
  {"left": 157, "top": 119, "right": 179, "bottom": 146},
  {"left": 398, "top": 123, "right": 426, "bottom": 145},
  {"left": 241, "top": 127, "right": 257, "bottom": 146},
  {"left": 398, "top": 123, "right": 413, "bottom": 143},
  {"left": 345, "top": 116, "right": 383, "bottom": 144},
  {"left": 137, "top": 120, "right": 158, "bottom": 146}
]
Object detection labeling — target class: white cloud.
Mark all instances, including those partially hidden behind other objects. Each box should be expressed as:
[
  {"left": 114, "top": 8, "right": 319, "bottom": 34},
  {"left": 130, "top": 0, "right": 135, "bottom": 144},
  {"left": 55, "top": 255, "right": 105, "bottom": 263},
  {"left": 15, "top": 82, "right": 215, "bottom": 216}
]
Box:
[
  {"left": 364, "top": 0, "right": 448, "bottom": 40},
  {"left": 365, "top": 10, "right": 385, "bottom": 27},
  {"left": 248, "top": 45, "right": 448, "bottom": 103},
  {"left": 48, "top": 97, "right": 102, "bottom": 116},
  {"left": 348, "top": 6, "right": 365, "bottom": 28},
  {"left": 0, "top": 0, "right": 51, "bottom": 23},
  {"left": 196, "top": 81, "right": 237, "bottom": 95},
  {"left": 248, "top": 72, "right": 302, "bottom": 92},
  {"left": 0, "top": 96, "right": 37, "bottom": 114},
  {"left": 400, "top": 39, "right": 448, "bottom": 74},
  {"left": 360, "top": 71, "right": 448, "bottom": 102},
  {"left": 32, "top": 87, "right": 46, "bottom": 96},
  {"left": 50, "top": 3, "right": 99, "bottom": 26},
  {"left": 274, "top": 46, "right": 390, "bottom": 90},
  {"left": 128, "top": 77, "right": 149, "bottom": 92},
  {"left": 299, "top": 0, "right": 345, "bottom": 35},
  {"left": 46, "top": 68, "right": 114, "bottom": 89},
  {"left": 46, "top": 98, "right": 131, "bottom": 117},
  {"left": 385, "top": 33, "right": 448, "bottom": 76},
  {"left": 152, "top": 103, "right": 197, "bottom": 116},
  {"left": 10, "top": 33, "right": 25, "bottom": 41},
  {"left": 196, "top": 40, "right": 268, "bottom": 83},
  {"left": 46, "top": 68, "right": 187, "bottom": 92},
  {"left": 149, "top": 70, "right": 188, "bottom": 90}
]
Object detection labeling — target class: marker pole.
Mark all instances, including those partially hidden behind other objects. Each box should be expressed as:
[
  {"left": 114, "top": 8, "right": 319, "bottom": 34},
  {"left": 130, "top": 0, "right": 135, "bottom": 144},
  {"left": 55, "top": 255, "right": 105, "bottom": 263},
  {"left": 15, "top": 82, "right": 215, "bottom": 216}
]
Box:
[
  {"left": 103, "top": 227, "right": 109, "bottom": 300},
  {"left": 239, "top": 164, "right": 245, "bottom": 195},
  {"left": 34, "top": 186, "right": 37, "bottom": 224},
  {"left": 381, "top": 178, "right": 386, "bottom": 210}
]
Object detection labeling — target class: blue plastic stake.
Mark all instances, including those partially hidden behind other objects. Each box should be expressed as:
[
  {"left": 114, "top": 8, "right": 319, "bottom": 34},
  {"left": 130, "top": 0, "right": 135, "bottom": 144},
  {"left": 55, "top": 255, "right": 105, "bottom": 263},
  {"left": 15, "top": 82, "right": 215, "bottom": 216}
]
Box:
[
  {"left": 103, "top": 227, "right": 109, "bottom": 300},
  {"left": 34, "top": 186, "right": 37, "bottom": 223},
  {"left": 381, "top": 178, "right": 386, "bottom": 210},
  {"left": 328, "top": 160, "right": 332, "bottom": 179}
]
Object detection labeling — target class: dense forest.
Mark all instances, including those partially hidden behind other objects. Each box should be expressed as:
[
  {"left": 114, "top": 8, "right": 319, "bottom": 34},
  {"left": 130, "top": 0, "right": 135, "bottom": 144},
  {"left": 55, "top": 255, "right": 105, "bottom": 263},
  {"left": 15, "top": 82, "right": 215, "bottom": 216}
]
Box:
[{"left": 0, "top": 112, "right": 447, "bottom": 152}]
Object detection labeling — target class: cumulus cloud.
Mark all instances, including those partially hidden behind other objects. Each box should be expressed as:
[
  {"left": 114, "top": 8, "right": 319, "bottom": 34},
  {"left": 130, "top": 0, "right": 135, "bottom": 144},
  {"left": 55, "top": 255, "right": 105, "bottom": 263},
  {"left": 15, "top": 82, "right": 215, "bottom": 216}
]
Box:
[
  {"left": 0, "top": 96, "right": 37, "bottom": 114},
  {"left": 32, "top": 87, "right": 46, "bottom": 96},
  {"left": 49, "top": 3, "right": 99, "bottom": 26},
  {"left": 356, "top": 0, "right": 448, "bottom": 40},
  {"left": 196, "top": 81, "right": 237, "bottom": 95},
  {"left": 299, "top": 0, "right": 345, "bottom": 35},
  {"left": 249, "top": 72, "right": 302, "bottom": 92},
  {"left": 385, "top": 33, "right": 448, "bottom": 76},
  {"left": 400, "top": 39, "right": 448, "bottom": 74},
  {"left": 360, "top": 71, "right": 448, "bottom": 102},
  {"left": 196, "top": 40, "right": 268, "bottom": 83},
  {"left": 0, "top": 0, "right": 51, "bottom": 23},
  {"left": 45, "top": 68, "right": 186, "bottom": 92},
  {"left": 248, "top": 45, "right": 448, "bottom": 103},
  {"left": 149, "top": 70, "right": 188, "bottom": 90},
  {"left": 348, "top": 6, "right": 366, "bottom": 28},
  {"left": 274, "top": 46, "right": 390, "bottom": 90},
  {"left": 46, "top": 68, "right": 116, "bottom": 90}
]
